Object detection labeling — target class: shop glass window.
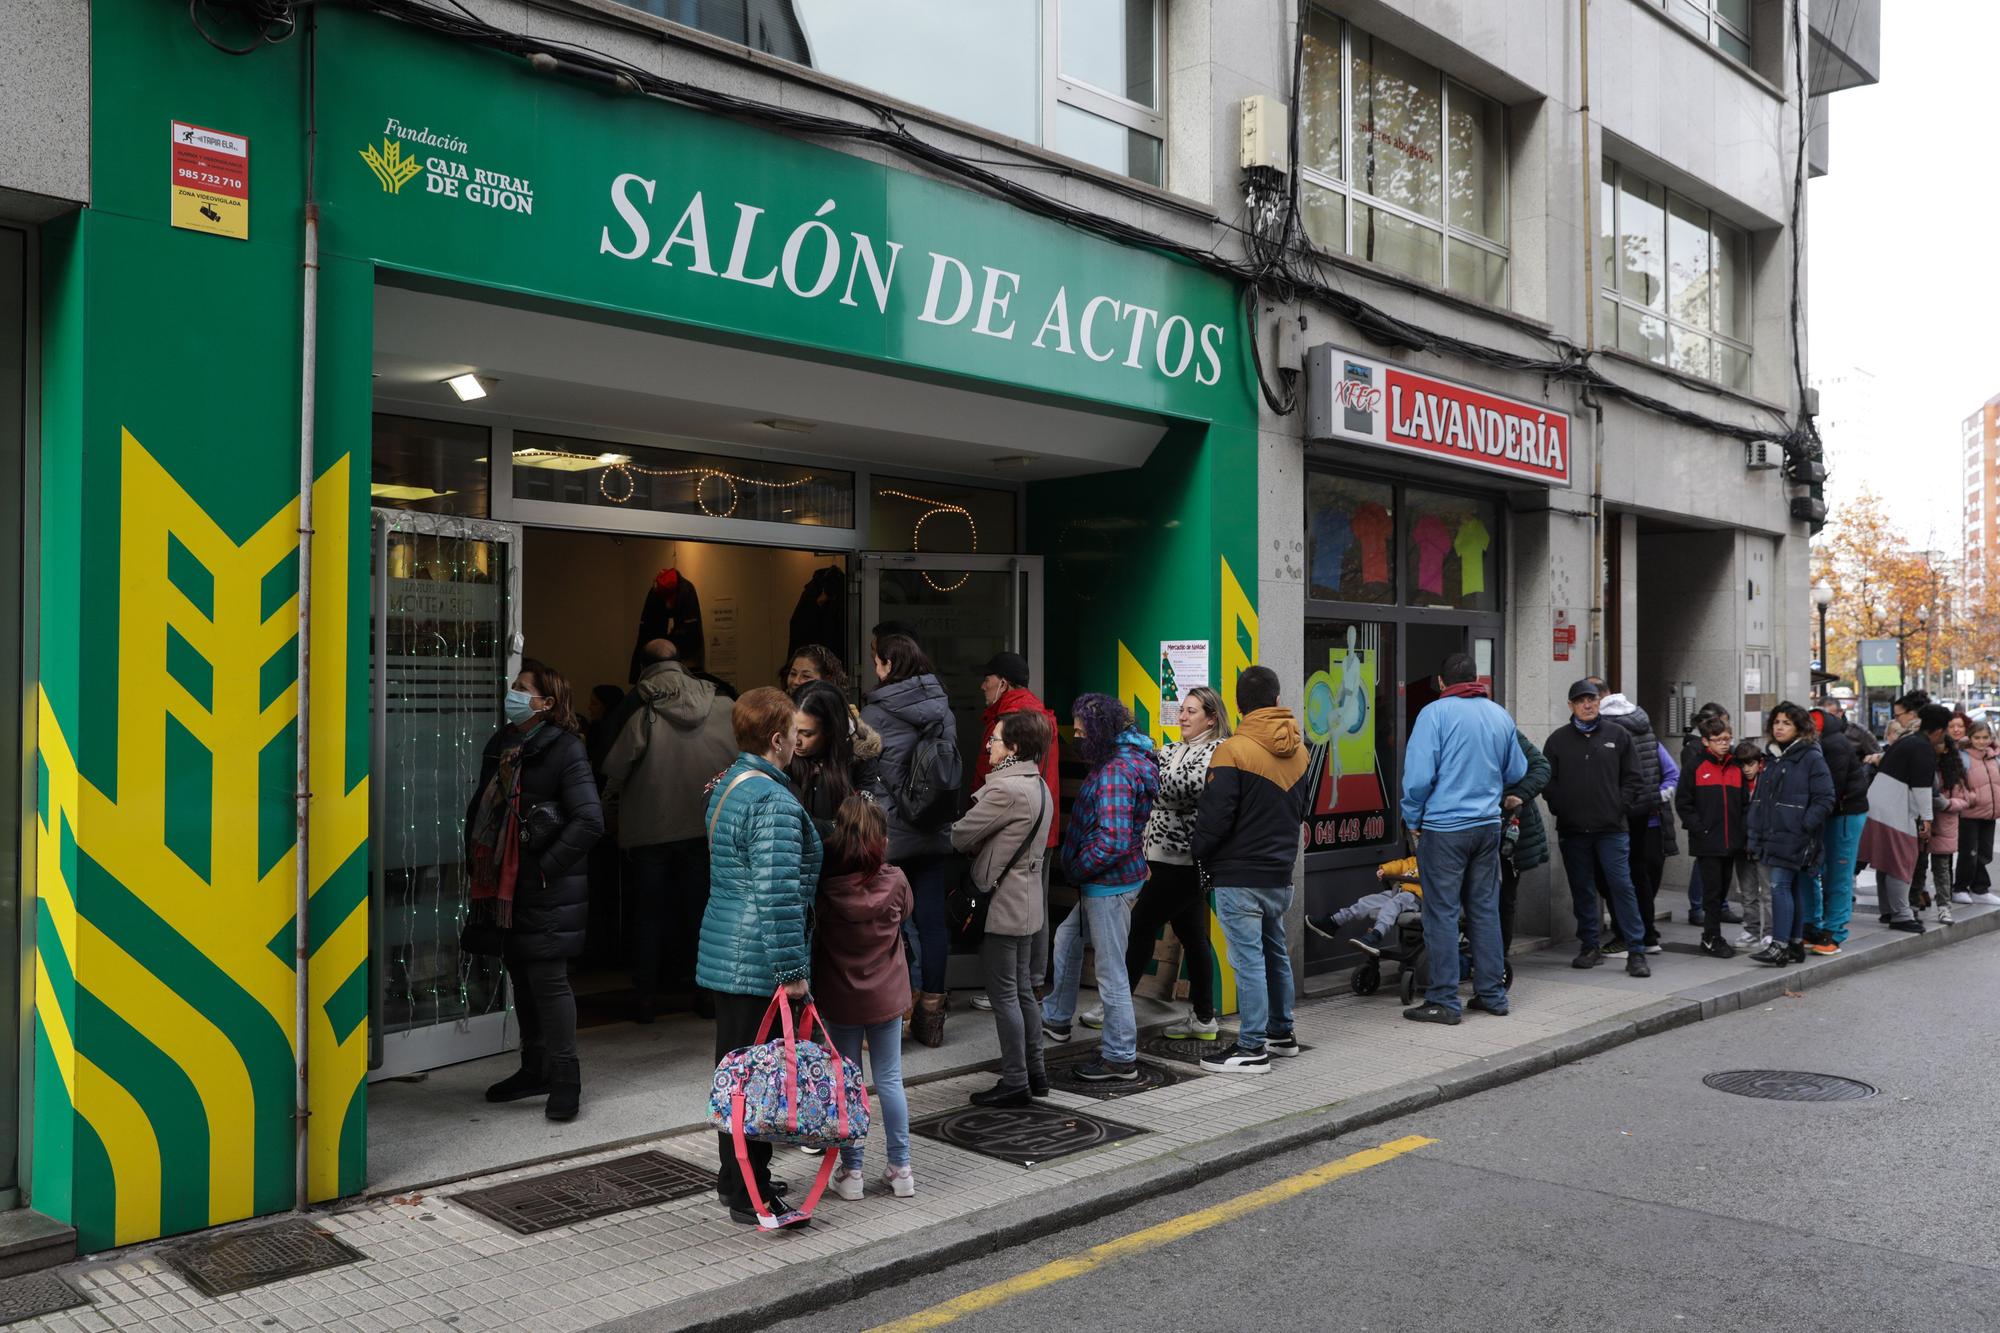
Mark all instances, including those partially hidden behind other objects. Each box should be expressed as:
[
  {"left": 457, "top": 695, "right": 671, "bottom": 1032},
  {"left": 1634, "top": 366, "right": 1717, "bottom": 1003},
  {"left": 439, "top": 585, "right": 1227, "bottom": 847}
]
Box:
[
  {"left": 373, "top": 415, "right": 491, "bottom": 517},
  {"left": 1656, "top": 0, "right": 1752, "bottom": 62},
  {"left": 634, "top": 0, "right": 1164, "bottom": 187},
  {"left": 1298, "top": 13, "right": 1510, "bottom": 304},
  {"left": 1302, "top": 619, "right": 1397, "bottom": 853},
  {"left": 1405, "top": 488, "right": 1499, "bottom": 612},
  {"left": 868, "top": 477, "right": 1018, "bottom": 555},
  {"left": 1307, "top": 473, "right": 1396, "bottom": 605},
  {"left": 1600, "top": 162, "right": 1753, "bottom": 390},
  {"left": 512, "top": 431, "right": 855, "bottom": 528}
]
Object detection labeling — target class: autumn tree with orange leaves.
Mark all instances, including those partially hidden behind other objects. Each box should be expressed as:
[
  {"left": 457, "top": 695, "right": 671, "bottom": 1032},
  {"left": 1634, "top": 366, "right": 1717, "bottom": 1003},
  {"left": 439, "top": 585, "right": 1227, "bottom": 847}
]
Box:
[{"left": 1812, "top": 489, "right": 1999, "bottom": 697}]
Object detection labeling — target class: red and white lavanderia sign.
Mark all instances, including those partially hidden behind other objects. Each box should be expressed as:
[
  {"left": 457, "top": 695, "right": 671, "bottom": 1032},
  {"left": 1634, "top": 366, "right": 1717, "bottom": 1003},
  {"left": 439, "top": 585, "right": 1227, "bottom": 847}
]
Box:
[{"left": 1306, "top": 344, "right": 1571, "bottom": 487}]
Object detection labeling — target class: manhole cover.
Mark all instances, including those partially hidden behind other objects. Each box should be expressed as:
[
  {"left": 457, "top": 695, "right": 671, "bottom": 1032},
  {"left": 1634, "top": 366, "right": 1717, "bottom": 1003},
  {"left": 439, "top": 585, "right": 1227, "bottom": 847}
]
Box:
[
  {"left": 912, "top": 1105, "right": 1146, "bottom": 1166},
  {"left": 0, "top": 1271, "right": 88, "bottom": 1325},
  {"left": 1043, "top": 1052, "right": 1195, "bottom": 1101},
  {"left": 165, "top": 1218, "right": 365, "bottom": 1298},
  {"left": 1139, "top": 1030, "right": 1311, "bottom": 1066},
  {"left": 1703, "top": 1070, "right": 1878, "bottom": 1103},
  {"left": 453, "top": 1150, "right": 713, "bottom": 1235}
]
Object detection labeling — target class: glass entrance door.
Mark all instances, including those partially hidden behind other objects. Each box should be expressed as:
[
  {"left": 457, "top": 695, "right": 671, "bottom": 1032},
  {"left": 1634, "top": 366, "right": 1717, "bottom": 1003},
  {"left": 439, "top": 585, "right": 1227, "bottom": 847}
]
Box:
[
  {"left": 369, "top": 511, "right": 524, "bottom": 1079},
  {"left": 859, "top": 554, "right": 1042, "bottom": 986}
]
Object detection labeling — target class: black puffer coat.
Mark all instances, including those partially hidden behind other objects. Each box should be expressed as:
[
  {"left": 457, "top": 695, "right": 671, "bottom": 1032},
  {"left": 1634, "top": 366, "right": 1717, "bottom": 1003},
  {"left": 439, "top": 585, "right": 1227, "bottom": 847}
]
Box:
[
  {"left": 467, "top": 723, "right": 605, "bottom": 960},
  {"left": 1817, "top": 712, "right": 1872, "bottom": 816}
]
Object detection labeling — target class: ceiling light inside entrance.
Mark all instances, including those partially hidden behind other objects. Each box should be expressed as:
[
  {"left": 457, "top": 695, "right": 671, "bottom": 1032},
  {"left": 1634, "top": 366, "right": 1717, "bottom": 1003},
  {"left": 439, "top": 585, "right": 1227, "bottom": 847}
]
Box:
[{"left": 444, "top": 373, "right": 488, "bottom": 401}]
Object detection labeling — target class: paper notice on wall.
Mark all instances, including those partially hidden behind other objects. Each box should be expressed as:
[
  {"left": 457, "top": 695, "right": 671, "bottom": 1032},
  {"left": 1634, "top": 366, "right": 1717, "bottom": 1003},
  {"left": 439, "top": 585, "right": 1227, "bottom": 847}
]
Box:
[
  {"left": 707, "top": 597, "right": 739, "bottom": 678},
  {"left": 1160, "top": 640, "right": 1208, "bottom": 708}
]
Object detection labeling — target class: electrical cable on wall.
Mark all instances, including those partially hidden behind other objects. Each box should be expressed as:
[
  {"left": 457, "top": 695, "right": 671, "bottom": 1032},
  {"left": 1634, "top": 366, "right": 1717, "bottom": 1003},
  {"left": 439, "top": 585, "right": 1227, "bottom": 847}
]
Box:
[{"left": 232, "top": 0, "right": 1823, "bottom": 465}]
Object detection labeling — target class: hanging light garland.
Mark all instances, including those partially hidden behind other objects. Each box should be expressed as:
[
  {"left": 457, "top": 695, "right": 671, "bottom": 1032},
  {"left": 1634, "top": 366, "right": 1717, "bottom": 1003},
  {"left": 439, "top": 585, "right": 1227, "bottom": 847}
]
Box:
[
  {"left": 879, "top": 488, "right": 977, "bottom": 591},
  {"left": 514, "top": 447, "right": 816, "bottom": 518}
]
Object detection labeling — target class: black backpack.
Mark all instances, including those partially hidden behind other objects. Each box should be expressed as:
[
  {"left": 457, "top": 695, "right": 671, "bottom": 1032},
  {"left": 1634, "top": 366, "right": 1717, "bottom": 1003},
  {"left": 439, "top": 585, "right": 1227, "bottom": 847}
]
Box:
[{"left": 894, "top": 713, "right": 963, "bottom": 831}]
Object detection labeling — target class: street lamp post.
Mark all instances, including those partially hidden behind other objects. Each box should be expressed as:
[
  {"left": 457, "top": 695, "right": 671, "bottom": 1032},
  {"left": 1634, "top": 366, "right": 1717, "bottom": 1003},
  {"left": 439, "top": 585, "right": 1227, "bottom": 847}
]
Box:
[
  {"left": 1917, "top": 603, "right": 1931, "bottom": 693},
  {"left": 1812, "top": 581, "right": 1833, "bottom": 672}
]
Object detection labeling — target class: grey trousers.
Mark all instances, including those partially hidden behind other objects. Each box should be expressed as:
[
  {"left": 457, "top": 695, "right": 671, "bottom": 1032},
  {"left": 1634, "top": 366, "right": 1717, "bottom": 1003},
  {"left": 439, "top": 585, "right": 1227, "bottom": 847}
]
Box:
[
  {"left": 980, "top": 932, "right": 1046, "bottom": 1091},
  {"left": 1881, "top": 872, "right": 1914, "bottom": 923}
]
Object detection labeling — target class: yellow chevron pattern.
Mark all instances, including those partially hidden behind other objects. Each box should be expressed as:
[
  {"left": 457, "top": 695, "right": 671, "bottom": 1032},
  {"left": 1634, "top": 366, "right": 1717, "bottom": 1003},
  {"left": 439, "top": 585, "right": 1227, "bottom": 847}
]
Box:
[{"left": 36, "top": 430, "right": 368, "bottom": 1246}]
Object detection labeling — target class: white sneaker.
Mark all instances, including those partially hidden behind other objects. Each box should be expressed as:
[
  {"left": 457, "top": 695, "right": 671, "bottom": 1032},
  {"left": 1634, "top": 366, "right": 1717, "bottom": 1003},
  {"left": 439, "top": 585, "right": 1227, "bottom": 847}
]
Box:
[
  {"left": 1080, "top": 1005, "right": 1105, "bottom": 1029},
  {"left": 1971, "top": 893, "right": 2000, "bottom": 906},
  {"left": 883, "top": 1165, "right": 916, "bottom": 1198},
  {"left": 1161, "top": 1008, "right": 1220, "bottom": 1040},
  {"left": 1939, "top": 910, "right": 1956, "bottom": 926},
  {"left": 1952, "top": 892, "right": 1975, "bottom": 905},
  {"left": 832, "top": 1167, "right": 865, "bottom": 1202},
  {"left": 970, "top": 993, "right": 994, "bottom": 1012},
  {"left": 1734, "top": 930, "right": 1758, "bottom": 947}
]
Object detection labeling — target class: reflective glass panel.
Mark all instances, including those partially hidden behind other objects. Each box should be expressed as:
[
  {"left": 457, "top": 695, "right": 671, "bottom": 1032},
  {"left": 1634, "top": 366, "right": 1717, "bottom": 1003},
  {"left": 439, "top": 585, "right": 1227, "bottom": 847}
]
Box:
[
  {"left": 869, "top": 477, "right": 1017, "bottom": 555},
  {"left": 374, "top": 415, "right": 491, "bottom": 517},
  {"left": 1447, "top": 82, "right": 1507, "bottom": 242},
  {"left": 1353, "top": 202, "right": 1442, "bottom": 286},
  {"left": 1405, "top": 487, "right": 1499, "bottom": 612},
  {"left": 1307, "top": 472, "right": 1395, "bottom": 604},
  {"left": 1054, "top": 103, "right": 1163, "bottom": 185},
  {"left": 513, "top": 432, "right": 855, "bottom": 528},
  {"left": 1350, "top": 31, "right": 1443, "bottom": 220},
  {"left": 1060, "top": 0, "right": 1157, "bottom": 106}
]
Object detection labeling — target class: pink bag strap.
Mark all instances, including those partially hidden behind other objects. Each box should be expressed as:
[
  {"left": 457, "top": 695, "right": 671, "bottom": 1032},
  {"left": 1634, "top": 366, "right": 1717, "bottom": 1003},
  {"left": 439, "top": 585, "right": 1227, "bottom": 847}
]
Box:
[
  {"left": 751, "top": 986, "right": 853, "bottom": 1139},
  {"left": 731, "top": 1090, "right": 839, "bottom": 1231}
]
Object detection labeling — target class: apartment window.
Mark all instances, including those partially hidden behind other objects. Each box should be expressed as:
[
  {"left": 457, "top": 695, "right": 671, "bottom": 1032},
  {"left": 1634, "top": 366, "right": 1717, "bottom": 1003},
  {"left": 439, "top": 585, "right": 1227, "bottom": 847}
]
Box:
[
  {"left": 630, "top": 0, "right": 1164, "bottom": 186},
  {"left": 1298, "top": 12, "right": 1510, "bottom": 304},
  {"left": 1657, "top": 0, "right": 1751, "bottom": 62},
  {"left": 1597, "top": 162, "right": 1751, "bottom": 390}
]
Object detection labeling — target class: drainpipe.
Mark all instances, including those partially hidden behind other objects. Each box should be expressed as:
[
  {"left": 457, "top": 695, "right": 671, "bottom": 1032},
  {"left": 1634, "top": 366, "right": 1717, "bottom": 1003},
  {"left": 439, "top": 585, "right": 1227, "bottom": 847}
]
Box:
[
  {"left": 1578, "top": 0, "right": 1607, "bottom": 679},
  {"left": 294, "top": 13, "right": 321, "bottom": 1213}
]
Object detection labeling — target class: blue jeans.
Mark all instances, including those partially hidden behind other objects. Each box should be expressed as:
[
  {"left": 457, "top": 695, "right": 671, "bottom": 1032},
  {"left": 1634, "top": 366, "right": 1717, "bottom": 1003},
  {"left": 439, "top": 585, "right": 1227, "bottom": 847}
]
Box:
[
  {"left": 1819, "top": 813, "right": 1865, "bottom": 943},
  {"left": 1416, "top": 824, "right": 1507, "bottom": 1013},
  {"left": 900, "top": 855, "right": 953, "bottom": 992},
  {"left": 1557, "top": 831, "right": 1644, "bottom": 949},
  {"left": 1041, "top": 890, "right": 1138, "bottom": 1065},
  {"left": 1768, "top": 864, "right": 1805, "bottom": 944},
  {"left": 1213, "top": 886, "right": 1295, "bottom": 1051},
  {"left": 824, "top": 1017, "right": 909, "bottom": 1172}
]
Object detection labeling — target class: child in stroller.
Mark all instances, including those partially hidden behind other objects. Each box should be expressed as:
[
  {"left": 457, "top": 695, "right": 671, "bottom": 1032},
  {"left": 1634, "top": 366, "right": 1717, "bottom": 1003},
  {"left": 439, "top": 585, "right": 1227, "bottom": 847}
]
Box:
[{"left": 1306, "top": 851, "right": 1421, "bottom": 954}]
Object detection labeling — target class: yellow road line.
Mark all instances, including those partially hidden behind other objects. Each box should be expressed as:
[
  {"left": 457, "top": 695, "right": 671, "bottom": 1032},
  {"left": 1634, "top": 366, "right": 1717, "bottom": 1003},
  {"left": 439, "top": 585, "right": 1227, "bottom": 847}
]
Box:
[{"left": 867, "top": 1135, "right": 1437, "bottom": 1332}]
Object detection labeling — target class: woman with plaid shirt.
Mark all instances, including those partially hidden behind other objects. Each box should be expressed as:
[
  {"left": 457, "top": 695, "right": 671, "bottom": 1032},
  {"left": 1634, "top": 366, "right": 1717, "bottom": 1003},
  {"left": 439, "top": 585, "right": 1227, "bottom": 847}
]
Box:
[{"left": 1039, "top": 694, "right": 1158, "bottom": 1082}]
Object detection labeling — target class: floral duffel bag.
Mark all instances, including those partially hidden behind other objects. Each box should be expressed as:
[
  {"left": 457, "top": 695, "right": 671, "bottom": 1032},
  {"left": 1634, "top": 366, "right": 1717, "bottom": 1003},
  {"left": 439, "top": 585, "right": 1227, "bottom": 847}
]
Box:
[{"left": 708, "top": 986, "right": 870, "bottom": 1229}]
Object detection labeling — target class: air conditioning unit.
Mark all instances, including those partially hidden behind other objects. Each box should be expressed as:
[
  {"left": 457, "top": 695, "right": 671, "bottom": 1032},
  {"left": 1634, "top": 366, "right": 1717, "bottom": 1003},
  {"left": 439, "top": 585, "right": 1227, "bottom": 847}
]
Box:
[{"left": 1745, "top": 440, "right": 1781, "bottom": 471}]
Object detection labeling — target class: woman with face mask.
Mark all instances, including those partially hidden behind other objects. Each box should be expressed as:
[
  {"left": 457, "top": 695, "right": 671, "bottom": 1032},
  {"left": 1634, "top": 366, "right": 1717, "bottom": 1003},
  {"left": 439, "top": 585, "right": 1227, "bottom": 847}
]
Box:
[{"left": 466, "top": 660, "right": 605, "bottom": 1122}]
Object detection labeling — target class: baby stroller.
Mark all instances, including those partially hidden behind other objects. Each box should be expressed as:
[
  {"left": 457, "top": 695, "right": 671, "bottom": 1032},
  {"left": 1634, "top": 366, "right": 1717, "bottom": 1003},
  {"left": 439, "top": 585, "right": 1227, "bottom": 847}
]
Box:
[{"left": 1349, "top": 908, "right": 1514, "bottom": 1003}]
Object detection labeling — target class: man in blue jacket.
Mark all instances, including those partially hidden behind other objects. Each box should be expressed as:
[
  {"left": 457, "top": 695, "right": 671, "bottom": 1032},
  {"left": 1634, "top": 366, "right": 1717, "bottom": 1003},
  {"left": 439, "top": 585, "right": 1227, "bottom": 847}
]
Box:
[{"left": 1398, "top": 653, "right": 1526, "bottom": 1024}]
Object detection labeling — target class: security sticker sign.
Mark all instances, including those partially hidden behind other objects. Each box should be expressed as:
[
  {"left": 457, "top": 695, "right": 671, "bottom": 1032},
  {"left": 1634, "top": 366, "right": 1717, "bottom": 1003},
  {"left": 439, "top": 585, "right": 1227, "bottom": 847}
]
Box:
[{"left": 170, "top": 122, "right": 249, "bottom": 240}]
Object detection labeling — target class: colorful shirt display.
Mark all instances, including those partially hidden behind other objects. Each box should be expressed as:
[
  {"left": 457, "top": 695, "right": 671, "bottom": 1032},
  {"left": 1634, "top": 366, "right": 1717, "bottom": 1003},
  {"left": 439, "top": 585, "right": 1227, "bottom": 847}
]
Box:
[
  {"left": 1310, "top": 508, "right": 1354, "bottom": 593},
  {"left": 1412, "top": 513, "right": 1452, "bottom": 595},
  {"left": 1352, "top": 502, "right": 1393, "bottom": 586},
  {"left": 1455, "top": 517, "right": 1491, "bottom": 596}
]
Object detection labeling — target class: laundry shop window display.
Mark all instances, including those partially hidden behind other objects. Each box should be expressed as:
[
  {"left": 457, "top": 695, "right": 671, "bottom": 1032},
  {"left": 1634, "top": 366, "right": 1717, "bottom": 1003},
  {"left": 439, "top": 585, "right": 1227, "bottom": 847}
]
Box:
[{"left": 510, "top": 430, "right": 855, "bottom": 529}]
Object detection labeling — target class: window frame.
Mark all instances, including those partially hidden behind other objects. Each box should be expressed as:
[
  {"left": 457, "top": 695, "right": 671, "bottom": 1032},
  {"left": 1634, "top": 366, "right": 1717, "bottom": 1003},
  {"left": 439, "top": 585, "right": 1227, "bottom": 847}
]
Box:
[
  {"left": 1598, "top": 161, "right": 1753, "bottom": 389},
  {"left": 1297, "top": 13, "right": 1512, "bottom": 306},
  {"left": 1045, "top": 0, "right": 1167, "bottom": 186},
  {"left": 1661, "top": 0, "right": 1752, "bottom": 63}
]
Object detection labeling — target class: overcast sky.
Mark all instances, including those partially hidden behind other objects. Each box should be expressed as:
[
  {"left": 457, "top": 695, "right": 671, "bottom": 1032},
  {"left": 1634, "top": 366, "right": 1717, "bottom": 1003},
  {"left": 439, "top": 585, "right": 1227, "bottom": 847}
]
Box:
[{"left": 1808, "top": 5, "right": 1992, "bottom": 549}]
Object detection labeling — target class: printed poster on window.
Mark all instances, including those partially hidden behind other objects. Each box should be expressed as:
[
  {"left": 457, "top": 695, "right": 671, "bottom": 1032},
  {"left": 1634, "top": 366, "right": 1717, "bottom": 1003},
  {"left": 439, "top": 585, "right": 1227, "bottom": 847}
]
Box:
[
  {"left": 1303, "top": 624, "right": 1391, "bottom": 850},
  {"left": 1159, "top": 640, "right": 1208, "bottom": 708}
]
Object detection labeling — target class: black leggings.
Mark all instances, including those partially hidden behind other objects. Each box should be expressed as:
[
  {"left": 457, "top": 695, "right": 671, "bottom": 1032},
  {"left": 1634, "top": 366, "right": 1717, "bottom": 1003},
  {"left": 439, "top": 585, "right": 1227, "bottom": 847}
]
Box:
[
  {"left": 1125, "top": 861, "right": 1214, "bottom": 1022},
  {"left": 1626, "top": 819, "right": 1665, "bottom": 944},
  {"left": 1956, "top": 819, "right": 1996, "bottom": 892},
  {"left": 505, "top": 955, "right": 579, "bottom": 1084}
]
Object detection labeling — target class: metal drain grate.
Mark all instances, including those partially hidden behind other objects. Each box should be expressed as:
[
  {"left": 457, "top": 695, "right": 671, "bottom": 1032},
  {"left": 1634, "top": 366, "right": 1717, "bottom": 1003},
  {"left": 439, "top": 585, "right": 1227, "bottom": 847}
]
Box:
[
  {"left": 453, "top": 1151, "right": 714, "bottom": 1235},
  {"left": 913, "top": 1105, "right": 1146, "bottom": 1167},
  {"left": 1044, "top": 1052, "right": 1196, "bottom": 1101},
  {"left": 165, "top": 1218, "right": 365, "bottom": 1298},
  {"left": 1703, "top": 1070, "right": 1879, "bottom": 1103},
  {"left": 1139, "top": 1030, "right": 1311, "bottom": 1066},
  {"left": 0, "top": 1271, "right": 88, "bottom": 1325}
]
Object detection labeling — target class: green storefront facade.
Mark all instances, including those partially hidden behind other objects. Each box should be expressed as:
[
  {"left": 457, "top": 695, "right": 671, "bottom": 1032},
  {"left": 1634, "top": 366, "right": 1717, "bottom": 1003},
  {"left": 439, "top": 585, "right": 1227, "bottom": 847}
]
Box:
[{"left": 32, "top": 1, "right": 1260, "bottom": 1251}]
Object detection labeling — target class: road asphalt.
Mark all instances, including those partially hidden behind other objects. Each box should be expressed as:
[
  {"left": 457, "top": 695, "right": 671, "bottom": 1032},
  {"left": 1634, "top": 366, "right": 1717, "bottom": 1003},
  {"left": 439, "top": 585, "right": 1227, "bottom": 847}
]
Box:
[{"left": 760, "top": 930, "right": 2000, "bottom": 1333}]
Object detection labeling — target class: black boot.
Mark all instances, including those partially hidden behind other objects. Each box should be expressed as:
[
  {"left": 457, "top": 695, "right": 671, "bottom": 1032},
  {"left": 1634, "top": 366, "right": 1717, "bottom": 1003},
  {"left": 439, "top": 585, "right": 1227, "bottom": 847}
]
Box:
[
  {"left": 486, "top": 1065, "right": 550, "bottom": 1103},
  {"left": 969, "top": 1081, "right": 1032, "bottom": 1108},
  {"left": 546, "top": 1081, "right": 581, "bottom": 1122}
]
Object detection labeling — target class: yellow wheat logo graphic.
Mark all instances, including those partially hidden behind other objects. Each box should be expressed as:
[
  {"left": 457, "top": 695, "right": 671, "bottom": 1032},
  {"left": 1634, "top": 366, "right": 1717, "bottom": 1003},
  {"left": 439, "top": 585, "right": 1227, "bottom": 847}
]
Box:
[{"left": 360, "top": 139, "right": 424, "bottom": 194}]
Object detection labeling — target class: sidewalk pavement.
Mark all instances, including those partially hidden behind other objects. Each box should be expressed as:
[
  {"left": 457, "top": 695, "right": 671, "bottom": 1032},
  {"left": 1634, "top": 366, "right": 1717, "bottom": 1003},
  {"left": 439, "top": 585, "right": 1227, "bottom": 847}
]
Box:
[{"left": 18, "top": 878, "right": 1992, "bottom": 1333}]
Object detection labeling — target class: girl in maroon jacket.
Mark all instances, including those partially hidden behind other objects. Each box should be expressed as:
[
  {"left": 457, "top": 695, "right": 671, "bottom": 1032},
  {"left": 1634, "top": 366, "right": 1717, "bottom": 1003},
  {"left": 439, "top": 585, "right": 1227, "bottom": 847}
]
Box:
[{"left": 811, "top": 797, "right": 917, "bottom": 1201}]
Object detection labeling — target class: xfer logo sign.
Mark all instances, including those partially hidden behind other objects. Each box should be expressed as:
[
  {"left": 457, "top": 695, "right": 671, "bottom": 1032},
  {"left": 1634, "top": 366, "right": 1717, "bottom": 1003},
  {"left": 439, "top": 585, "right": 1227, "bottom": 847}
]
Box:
[{"left": 360, "top": 139, "right": 423, "bottom": 194}]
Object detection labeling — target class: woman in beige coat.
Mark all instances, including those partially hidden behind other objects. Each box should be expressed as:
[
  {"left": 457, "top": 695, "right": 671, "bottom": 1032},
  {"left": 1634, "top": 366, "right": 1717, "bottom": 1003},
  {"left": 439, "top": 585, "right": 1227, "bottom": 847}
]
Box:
[{"left": 951, "top": 709, "right": 1056, "bottom": 1106}]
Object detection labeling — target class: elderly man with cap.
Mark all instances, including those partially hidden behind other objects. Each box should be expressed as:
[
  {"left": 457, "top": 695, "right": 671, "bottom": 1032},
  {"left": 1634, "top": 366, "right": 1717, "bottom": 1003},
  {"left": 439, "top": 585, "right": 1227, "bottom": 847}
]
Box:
[
  {"left": 968, "top": 653, "right": 1063, "bottom": 1006},
  {"left": 1542, "top": 678, "right": 1652, "bottom": 976}
]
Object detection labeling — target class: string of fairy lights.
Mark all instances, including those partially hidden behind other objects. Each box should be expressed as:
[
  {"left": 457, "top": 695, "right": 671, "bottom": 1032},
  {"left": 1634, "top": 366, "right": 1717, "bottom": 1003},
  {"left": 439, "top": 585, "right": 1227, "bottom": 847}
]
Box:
[{"left": 877, "top": 488, "right": 978, "bottom": 591}]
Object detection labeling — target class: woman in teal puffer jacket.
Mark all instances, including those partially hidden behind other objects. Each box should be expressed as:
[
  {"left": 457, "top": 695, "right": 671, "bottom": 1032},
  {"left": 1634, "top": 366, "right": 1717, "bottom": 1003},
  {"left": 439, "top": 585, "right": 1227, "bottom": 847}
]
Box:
[{"left": 700, "top": 686, "right": 825, "bottom": 1224}]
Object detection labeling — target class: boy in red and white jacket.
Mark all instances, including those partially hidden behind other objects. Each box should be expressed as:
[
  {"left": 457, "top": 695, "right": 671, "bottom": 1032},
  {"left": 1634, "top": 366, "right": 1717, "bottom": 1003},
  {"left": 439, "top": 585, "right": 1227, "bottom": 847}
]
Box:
[{"left": 1674, "top": 715, "right": 1749, "bottom": 958}]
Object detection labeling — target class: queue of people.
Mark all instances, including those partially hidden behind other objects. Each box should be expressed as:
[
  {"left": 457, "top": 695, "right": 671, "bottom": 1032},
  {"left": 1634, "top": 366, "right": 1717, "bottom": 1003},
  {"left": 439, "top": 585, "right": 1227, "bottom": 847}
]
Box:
[{"left": 461, "top": 630, "right": 1995, "bottom": 1225}]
